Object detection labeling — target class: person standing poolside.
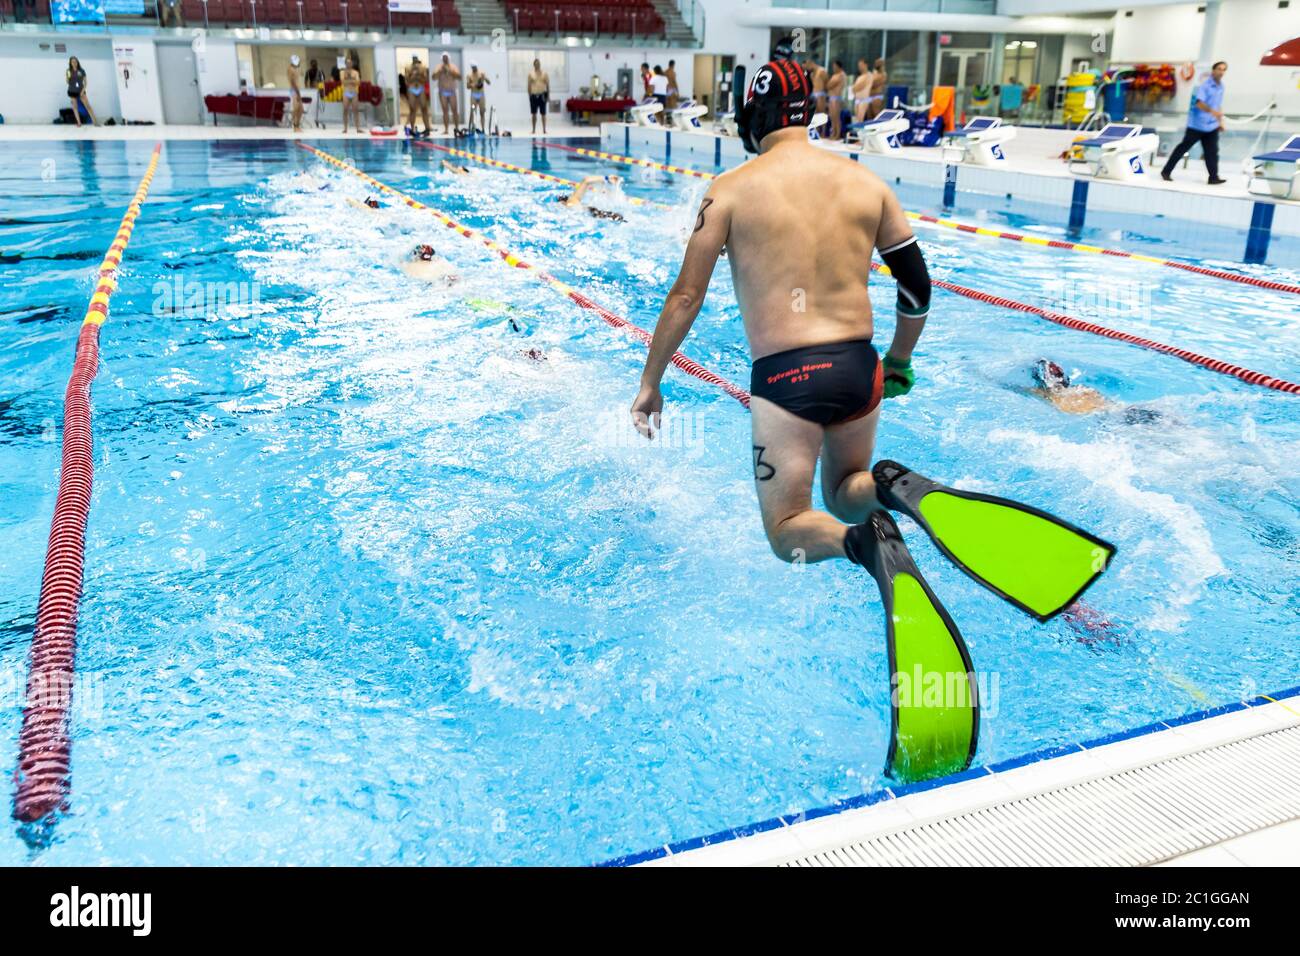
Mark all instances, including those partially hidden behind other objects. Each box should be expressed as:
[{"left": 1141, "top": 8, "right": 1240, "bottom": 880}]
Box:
[
  {"left": 803, "top": 56, "right": 828, "bottom": 119},
  {"left": 852, "top": 58, "right": 875, "bottom": 123},
  {"left": 826, "top": 60, "right": 847, "bottom": 139},
  {"left": 405, "top": 56, "right": 431, "bottom": 135},
  {"left": 631, "top": 58, "right": 932, "bottom": 566},
  {"left": 640, "top": 62, "right": 653, "bottom": 100},
  {"left": 305, "top": 58, "right": 324, "bottom": 87},
  {"left": 340, "top": 57, "right": 362, "bottom": 133},
  {"left": 866, "top": 58, "right": 887, "bottom": 118},
  {"left": 434, "top": 52, "right": 461, "bottom": 134},
  {"left": 466, "top": 63, "right": 490, "bottom": 132},
  {"left": 528, "top": 59, "right": 550, "bottom": 134},
  {"left": 1161, "top": 60, "right": 1228, "bottom": 185},
  {"left": 650, "top": 65, "right": 669, "bottom": 119},
  {"left": 665, "top": 59, "right": 680, "bottom": 110},
  {"left": 65, "top": 56, "right": 96, "bottom": 127},
  {"left": 287, "top": 55, "right": 304, "bottom": 133}
]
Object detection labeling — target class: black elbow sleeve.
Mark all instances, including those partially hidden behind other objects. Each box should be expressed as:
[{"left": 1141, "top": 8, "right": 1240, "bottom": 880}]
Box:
[{"left": 880, "top": 236, "right": 931, "bottom": 319}]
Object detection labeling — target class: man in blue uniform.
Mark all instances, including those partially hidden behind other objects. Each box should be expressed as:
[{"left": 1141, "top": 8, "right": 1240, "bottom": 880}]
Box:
[{"left": 1161, "top": 61, "right": 1228, "bottom": 184}]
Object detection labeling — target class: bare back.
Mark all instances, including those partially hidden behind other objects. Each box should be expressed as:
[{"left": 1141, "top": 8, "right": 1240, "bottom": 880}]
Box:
[{"left": 715, "top": 136, "right": 909, "bottom": 358}]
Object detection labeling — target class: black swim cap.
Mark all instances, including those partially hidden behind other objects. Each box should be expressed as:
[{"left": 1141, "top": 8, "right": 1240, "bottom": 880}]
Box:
[
  {"left": 1032, "top": 359, "right": 1071, "bottom": 391},
  {"left": 737, "top": 60, "right": 813, "bottom": 154},
  {"left": 773, "top": 35, "right": 796, "bottom": 60},
  {"left": 414, "top": 244, "right": 435, "bottom": 261}
]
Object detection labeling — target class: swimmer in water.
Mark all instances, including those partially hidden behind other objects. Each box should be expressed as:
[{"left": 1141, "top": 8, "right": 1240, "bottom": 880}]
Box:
[
  {"left": 345, "top": 194, "right": 386, "bottom": 212},
  {"left": 1030, "top": 359, "right": 1107, "bottom": 414},
  {"left": 556, "top": 175, "right": 625, "bottom": 222},
  {"left": 1031, "top": 359, "right": 1162, "bottom": 423},
  {"left": 441, "top": 159, "right": 472, "bottom": 176},
  {"left": 401, "top": 243, "right": 458, "bottom": 282}
]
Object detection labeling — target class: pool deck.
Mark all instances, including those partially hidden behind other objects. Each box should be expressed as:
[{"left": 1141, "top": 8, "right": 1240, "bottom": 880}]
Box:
[{"left": 617, "top": 688, "right": 1300, "bottom": 867}]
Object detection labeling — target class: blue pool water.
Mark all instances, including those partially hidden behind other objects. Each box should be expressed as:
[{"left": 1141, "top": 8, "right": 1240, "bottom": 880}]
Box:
[{"left": 0, "top": 139, "right": 1297, "bottom": 865}]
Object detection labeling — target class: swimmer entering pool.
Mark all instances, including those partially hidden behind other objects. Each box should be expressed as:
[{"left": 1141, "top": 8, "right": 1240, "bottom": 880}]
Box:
[
  {"left": 631, "top": 58, "right": 931, "bottom": 565},
  {"left": 557, "top": 175, "right": 625, "bottom": 222}
]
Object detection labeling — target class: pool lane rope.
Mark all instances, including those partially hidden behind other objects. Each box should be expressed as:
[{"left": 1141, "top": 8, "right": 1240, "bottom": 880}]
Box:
[
  {"left": 871, "top": 264, "right": 1300, "bottom": 394},
  {"left": 415, "top": 141, "right": 667, "bottom": 209},
  {"left": 299, "top": 143, "right": 751, "bottom": 407},
  {"left": 13, "top": 143, "right": 163, "bottom": 825},
  {"left": 538, "top": 141, "right": 1300, "bottom": 299}
]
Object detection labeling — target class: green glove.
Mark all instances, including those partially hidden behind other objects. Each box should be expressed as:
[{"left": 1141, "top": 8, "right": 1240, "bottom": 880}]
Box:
[{"left": 882, "top": 354, "right": 915, "bottom": 399}]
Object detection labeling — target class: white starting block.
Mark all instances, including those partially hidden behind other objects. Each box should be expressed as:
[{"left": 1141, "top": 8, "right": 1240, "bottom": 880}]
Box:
[
  {"left": 629, "top": 100, "right": 664, "bottom": 127},
  {"left": 807, "top": 112, "right": 828, "bottom": 141},
  {"left": 669, "top": 100, "right": 708, "bottom": 130},
  {"left": 941, "top": 115, "right": 1016, "bottom": 165},
  {"left": 1248, "top": 134, "right": 1300, "bottom": 199},
  {"left": 1068, "top": 123, "right": 1160, "bottom": 181},
  {"left": 846, "top": 108, "right": 909, "bottom": 153},
  {"left": 714, "top": 111, "right": 738, "bottom": 137}
]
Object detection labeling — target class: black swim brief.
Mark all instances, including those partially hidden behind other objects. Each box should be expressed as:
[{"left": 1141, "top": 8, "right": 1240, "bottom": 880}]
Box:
[{"left": 749, "top": 339, "right": 883, "bottom": 425}]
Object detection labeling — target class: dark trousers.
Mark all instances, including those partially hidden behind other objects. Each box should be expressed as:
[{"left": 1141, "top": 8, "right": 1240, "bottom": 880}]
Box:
[{"left": 1162, "top": 126, "right": 1220, "bottom": 180}]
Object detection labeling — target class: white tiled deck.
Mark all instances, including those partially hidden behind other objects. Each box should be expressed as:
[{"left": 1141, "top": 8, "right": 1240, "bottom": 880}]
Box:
[{"left": 641, "top": 691, "right": 1300, "bottom": 867}]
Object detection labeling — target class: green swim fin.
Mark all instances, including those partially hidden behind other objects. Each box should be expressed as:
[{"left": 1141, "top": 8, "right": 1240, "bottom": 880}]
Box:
[
  {"left": 872, "top": 460, "right": 1117, "bottom": 622},
  {"left": 847, "top": 511, "right": 979, "bottom": 782}
]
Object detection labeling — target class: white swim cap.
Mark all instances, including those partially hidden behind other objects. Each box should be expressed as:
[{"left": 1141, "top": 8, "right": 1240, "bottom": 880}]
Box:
[{"left": 290, "top": 54, "right": 300, "bottom": 67}]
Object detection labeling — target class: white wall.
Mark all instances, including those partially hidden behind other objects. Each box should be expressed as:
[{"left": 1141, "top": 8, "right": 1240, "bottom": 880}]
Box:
[
  {"left": 1110, "top": 3, "right": 1203, "bottom": 63},
  {"left": 0, "top": 35, "right": 121, "bottom": 124},
  {"left": 700, "top": 0, "right": 773, "bottom": 69},
  {"left": 194, "top": 36, "right": 241, "bottom": 102}
]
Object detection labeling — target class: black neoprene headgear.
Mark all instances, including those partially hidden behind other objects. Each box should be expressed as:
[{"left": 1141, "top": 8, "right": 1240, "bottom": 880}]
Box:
[{"left": 736, "top": 59, "right": 813, "bottom": 154}]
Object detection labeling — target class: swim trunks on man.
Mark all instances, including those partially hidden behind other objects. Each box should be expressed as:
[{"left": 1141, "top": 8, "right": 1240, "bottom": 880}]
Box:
[{"left": 749, "top": 339, "right": 884, "bottom": 425}]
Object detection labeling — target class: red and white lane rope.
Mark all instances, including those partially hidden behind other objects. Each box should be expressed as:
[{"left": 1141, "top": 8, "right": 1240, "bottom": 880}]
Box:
[
  {"left": 14, "top": 144, "right": 164, "bottom": 824},
  {"left": 873, "top": 263, "right": 1300, "bottom": 394},
  {"left": 301, "top": 144, "right": 751, "bottom": 406},
  {"left": 540, "top": 141, "right": 1300, "bottom": 298}
]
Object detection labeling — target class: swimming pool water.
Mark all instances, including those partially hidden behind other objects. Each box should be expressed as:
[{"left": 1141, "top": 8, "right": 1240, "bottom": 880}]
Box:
[{"left": 0, "top": 139, "right": 1296, "bottom": 865}]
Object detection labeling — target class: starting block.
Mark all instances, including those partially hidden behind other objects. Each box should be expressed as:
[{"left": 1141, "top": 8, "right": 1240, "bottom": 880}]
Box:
[
  {"left": 941, "top": 116, "right": 1017, "bottom": 165},
  {"left": 629, "top": 100, "right": 664, "bottom": 127},
  {"left": 846, "top": 108, "right": 909, "bottom": 153},
  {"left": 669, "top": 100, "right": 708, "bottom": 131},
  {"left": 1248, "top": 134, "right": 1300, "bottom": 199},
  {"left": 1068, "top": 123, "right": 1160, "bottom": 181}
]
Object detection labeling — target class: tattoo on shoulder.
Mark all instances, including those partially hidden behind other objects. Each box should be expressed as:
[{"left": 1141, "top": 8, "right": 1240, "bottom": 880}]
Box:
[
  {"left": 752, "top": 445, "right": 776, "bottom": 482},
  {"left": 694, "top": 198, "right": 714, "bottom": 234}
]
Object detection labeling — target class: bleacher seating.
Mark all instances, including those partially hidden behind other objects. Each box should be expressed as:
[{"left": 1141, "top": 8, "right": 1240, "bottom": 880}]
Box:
[{"left": 509, "top": 0, "right": 664, "bottom": 37}]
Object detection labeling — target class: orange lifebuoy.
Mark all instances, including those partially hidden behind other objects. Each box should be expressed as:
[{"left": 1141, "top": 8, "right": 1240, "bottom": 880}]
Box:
[
  {"left": 370, "top": 126, "right": 398, "bottom": 137},
  {"left": 1179, "top": 62, "right": 1195, "bottom": 81}
]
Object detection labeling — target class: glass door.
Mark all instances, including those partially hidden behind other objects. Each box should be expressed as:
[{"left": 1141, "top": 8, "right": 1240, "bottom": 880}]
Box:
[{"left": 937, "top": 48, "right": 989, "bottom": 122}]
